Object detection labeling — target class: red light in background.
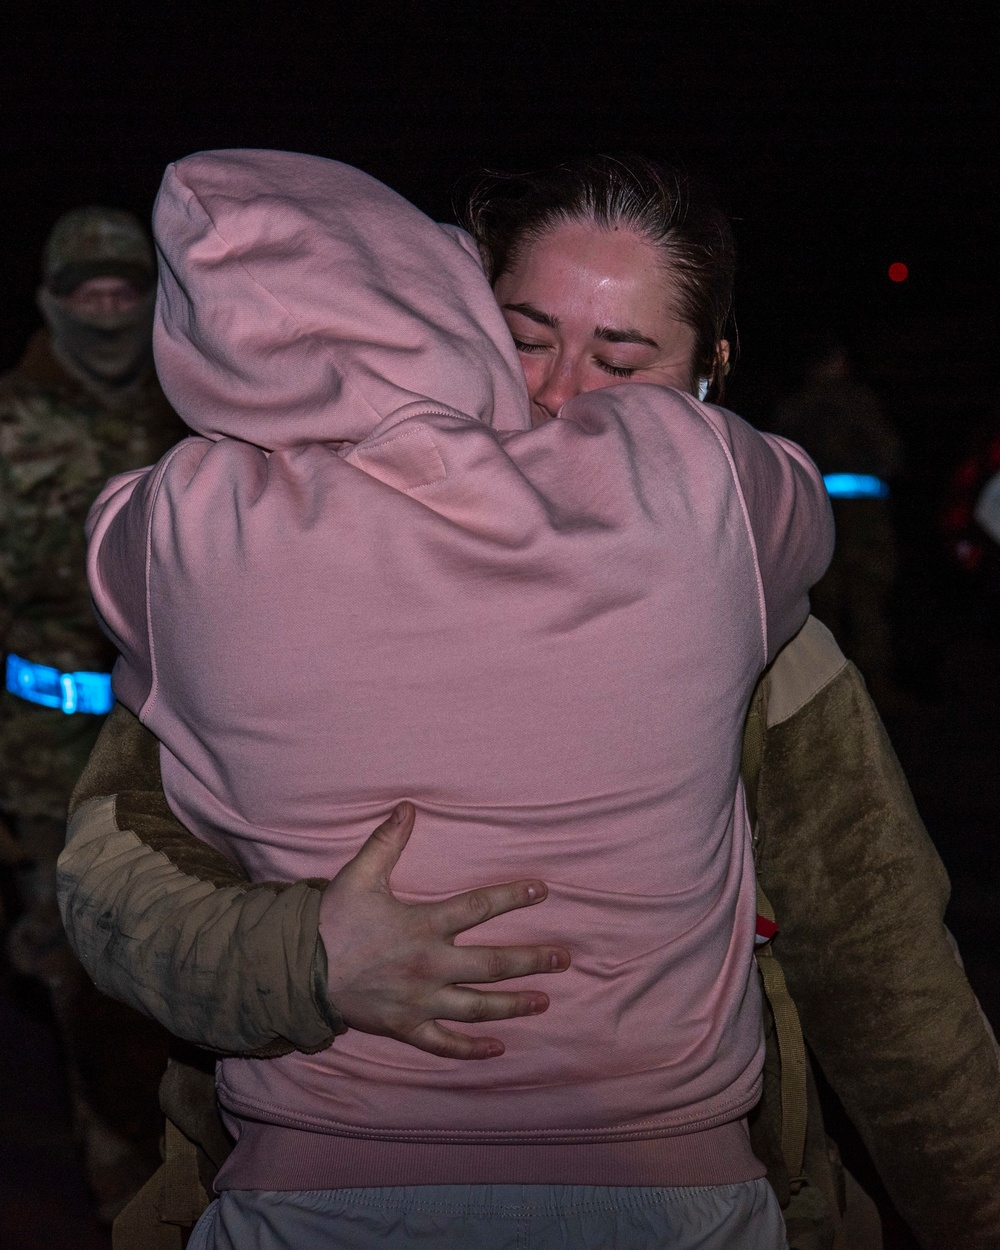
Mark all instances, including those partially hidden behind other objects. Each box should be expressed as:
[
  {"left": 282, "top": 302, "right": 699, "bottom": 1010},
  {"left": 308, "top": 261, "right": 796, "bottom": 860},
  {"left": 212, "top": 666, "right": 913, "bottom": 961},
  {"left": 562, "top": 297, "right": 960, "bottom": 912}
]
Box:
[{"left": 888, "top": 262, "right": 909, "bottom": 283}]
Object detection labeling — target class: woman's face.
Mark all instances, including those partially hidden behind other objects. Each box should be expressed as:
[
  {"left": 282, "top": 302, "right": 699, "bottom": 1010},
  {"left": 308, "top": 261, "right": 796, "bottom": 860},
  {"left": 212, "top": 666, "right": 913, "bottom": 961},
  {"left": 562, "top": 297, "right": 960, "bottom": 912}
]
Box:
[{"left": 493, "top": 219, "right": 704, "bottom": 427}]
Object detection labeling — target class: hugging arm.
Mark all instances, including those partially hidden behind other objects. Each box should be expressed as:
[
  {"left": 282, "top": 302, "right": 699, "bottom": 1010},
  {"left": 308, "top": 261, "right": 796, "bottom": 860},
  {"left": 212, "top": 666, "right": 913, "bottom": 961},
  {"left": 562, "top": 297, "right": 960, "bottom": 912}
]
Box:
[
  {"left": 58, "top": 703, "right": 568, "bottom": 1061},
  {"left": 59, "top": 702, "right": 336, "bottom": 1057}
]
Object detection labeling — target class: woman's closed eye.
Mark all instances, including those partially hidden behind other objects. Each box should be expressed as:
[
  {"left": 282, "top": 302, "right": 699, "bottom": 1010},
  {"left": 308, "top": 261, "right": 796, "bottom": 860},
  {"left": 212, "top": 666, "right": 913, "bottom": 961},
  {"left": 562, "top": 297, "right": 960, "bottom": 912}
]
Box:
[
  {"left": 512, "top": 335, "right": 638, "bottom": 378},
  {"left": 595, "top": 360, "right": 637, "bottom": 378}
]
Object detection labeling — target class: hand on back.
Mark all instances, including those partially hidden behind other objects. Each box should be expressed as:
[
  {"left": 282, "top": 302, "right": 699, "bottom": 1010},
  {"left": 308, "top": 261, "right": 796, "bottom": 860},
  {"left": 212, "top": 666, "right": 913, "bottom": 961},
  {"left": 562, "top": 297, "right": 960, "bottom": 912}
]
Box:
[{"left": 321, "top": 802, "right": 570, "bottom": 1060}]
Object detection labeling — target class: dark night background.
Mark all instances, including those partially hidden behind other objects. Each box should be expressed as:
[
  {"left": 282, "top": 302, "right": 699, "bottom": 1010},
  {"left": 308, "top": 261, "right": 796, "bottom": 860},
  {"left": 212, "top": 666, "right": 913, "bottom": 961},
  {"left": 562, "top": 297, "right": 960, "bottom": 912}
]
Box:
[{"left": 2, "top": 3, "right": 999, "bottom": 1246}]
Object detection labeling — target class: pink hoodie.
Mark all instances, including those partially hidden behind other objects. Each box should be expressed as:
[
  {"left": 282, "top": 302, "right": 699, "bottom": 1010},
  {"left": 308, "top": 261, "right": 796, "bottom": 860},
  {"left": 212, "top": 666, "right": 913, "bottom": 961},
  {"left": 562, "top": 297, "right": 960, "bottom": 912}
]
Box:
[{"left": 87, "top": 150, "right": 833, "bottom": 1190}]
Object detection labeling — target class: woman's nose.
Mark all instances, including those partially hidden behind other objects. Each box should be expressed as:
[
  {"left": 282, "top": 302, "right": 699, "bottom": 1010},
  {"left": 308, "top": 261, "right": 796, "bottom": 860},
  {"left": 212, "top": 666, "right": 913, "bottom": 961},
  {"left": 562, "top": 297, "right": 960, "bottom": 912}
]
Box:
[{"left": 532, "top": 360, "right": 577, "bottom": 424}]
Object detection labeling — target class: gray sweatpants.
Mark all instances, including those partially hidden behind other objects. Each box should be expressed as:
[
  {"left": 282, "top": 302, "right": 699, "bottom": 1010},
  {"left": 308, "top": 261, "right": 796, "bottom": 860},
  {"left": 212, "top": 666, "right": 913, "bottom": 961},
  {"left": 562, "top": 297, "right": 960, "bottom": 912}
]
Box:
[{"left": 188, "top": 1181, "right": 788, "bottom": 1249}]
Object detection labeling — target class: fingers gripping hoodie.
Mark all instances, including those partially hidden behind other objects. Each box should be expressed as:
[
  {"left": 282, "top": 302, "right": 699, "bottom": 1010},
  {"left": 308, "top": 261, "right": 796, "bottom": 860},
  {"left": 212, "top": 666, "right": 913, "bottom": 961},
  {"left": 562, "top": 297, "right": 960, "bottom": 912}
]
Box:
[{"left": 87, "top": 150, "right": 833, "bottom": 1189}]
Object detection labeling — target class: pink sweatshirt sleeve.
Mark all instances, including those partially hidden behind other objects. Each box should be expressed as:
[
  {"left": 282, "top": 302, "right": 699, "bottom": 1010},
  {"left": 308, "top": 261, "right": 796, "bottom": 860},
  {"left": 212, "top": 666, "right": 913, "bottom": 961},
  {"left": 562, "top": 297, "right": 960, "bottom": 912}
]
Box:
[
  {"left": 700, "top": 403, "right": 834, "bottom": 662},
  {"left": 86, "top": 441, "right": 201, "bottom": 718}
]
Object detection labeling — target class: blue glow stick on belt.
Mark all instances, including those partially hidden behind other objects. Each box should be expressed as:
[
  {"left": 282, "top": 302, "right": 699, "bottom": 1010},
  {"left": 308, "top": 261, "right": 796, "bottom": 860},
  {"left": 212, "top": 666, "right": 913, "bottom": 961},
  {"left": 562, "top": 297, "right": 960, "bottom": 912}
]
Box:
[
  {"left": 823, "top": 473, "right": 889, "bottom": 500},
  {"left": 5, "top": 653, "right": 114, "bottom": 715}
]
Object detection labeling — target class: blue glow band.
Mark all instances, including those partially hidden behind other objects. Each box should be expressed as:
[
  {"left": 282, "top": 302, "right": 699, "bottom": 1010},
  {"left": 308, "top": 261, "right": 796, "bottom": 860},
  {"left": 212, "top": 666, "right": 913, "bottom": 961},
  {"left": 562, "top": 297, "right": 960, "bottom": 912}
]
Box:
[
  {"left": 823, "top": 473, "right": 889, "bottom": 500},
  {"left": 5, "top": 653, "right": 114, "bottom": 716}
]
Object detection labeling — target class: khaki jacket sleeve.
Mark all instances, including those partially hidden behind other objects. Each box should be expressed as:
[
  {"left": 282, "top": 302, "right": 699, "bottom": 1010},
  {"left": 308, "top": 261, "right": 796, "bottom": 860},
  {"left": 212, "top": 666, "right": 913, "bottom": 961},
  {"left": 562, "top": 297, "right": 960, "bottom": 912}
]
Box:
[
  {"left": 757, "top": 617, "right": 1000, "bottom": 1249},
  {"left": 56, "top": 702, "right": 343, "bottom": 1056}
]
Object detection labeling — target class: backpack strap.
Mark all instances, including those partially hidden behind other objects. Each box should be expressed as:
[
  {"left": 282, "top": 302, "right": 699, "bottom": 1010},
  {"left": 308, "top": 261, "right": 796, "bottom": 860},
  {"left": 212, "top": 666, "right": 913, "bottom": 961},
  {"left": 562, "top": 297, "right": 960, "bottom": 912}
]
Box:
[
  {"left": 112, "top": 1118, "right": 208, "bottom": 1249},
  {"left": 742, "top": 674, "right": 810, "bottom": 1193},
  {"left": 755, "top": 883, "right": 809, "bottom": 1191},
  {"left": 741, "top": 677, "right": 768, "bottom": 835}
]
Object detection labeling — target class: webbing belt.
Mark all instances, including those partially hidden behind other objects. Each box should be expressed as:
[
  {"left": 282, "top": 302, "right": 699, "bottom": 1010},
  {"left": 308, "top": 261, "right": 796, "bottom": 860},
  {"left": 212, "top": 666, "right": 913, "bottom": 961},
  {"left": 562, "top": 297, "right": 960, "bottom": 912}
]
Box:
[{"left": 5, "top": 653, "right": 114, "bottom": 715}]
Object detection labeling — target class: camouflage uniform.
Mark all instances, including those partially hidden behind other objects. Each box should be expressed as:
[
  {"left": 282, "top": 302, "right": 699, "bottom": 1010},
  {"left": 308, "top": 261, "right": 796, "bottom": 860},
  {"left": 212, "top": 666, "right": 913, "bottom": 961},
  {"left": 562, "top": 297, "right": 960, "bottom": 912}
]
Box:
[
  {"left": 0, "top": 207, "right": 186, "bottom": 1220},
  {"left": 0, "top": 331, "right": 184, "bottom": 819}
]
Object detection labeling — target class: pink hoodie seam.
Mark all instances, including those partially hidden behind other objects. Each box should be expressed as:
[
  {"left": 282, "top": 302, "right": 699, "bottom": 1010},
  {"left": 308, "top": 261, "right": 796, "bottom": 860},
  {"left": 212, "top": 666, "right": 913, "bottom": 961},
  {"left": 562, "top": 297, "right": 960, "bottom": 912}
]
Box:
[
  {"left": 671, "top": 394, "right": 769, "bottom": 667},
  {"left": 350, "top": 421, "right": 452, "bottom": 493}
]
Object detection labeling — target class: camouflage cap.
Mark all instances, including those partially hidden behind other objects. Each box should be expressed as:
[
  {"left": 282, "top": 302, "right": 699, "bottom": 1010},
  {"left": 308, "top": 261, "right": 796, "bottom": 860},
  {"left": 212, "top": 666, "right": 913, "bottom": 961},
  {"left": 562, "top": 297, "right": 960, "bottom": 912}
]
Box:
[{"left": 42, "top": 206, "right": 155, "bottom": 296}]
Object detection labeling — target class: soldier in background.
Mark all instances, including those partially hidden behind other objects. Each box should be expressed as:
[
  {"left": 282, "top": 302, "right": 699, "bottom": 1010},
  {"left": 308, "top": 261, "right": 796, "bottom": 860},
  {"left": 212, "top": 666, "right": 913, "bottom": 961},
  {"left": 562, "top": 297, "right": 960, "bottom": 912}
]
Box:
[
  {"left": 773, "top": 340, "right": 900, "bottom": 708},
  {"left": 0, "top": 207, "right": 186, "bottom": 1220}
]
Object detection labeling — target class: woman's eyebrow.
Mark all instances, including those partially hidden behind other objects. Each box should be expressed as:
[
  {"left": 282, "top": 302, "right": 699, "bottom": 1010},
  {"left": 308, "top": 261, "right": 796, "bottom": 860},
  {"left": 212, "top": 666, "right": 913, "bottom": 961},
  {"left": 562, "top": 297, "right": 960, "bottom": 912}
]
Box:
[
  {"left": 502, "top": 302, "right": 558, "bottom": 328},
  {"left": 594, "top": 325, "right": 660, "bottom": 349}
]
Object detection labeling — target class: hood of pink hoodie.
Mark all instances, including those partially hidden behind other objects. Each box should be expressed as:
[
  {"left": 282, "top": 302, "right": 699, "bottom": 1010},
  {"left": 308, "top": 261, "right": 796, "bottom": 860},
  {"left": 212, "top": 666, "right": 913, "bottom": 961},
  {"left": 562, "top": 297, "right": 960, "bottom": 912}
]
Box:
[{"left": 152, "top": 149, "right": 530, "bottom": 449}]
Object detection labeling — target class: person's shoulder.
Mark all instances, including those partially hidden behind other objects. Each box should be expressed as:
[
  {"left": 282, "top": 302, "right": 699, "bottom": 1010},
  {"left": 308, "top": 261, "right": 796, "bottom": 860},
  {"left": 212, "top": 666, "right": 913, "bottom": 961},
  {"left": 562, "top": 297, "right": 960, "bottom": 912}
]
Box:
[
  {"left": 0, "top": 359, "right": 39, "bottom": 419},
  {"left": 1, "top": 332, "right": 75, "bottom": 415},
  {"left": 591, "top": 385, "right": 769, "bottom": 465},
  {"left": 0, "top": 376, "right": 108, "bottom": 490},
  {"left": 0, "top": 384, "right": 57, "bottom": 457},
  {"left": 0, "top": 329, "right": 66, "bottom": 392},
  {"left": 0, "top": 382, "right": 83, "bottom": 459},
  {"left": 762, "top": 616, "right": 848, "bottom": 728}
]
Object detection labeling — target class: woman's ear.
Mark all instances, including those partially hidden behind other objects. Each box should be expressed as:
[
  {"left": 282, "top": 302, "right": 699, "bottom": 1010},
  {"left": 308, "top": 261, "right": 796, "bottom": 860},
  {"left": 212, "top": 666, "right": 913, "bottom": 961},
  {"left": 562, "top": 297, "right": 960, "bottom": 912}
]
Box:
[{"left": 703, "top": 340, "right": 732, "bottom": 404}]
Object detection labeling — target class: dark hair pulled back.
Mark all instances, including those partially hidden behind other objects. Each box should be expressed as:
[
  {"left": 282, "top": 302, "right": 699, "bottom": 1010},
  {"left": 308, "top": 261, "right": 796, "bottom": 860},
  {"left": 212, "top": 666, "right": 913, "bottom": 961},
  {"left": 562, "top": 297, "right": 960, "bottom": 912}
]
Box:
[{"left": 458, "top": 154, "right": 736, "bottom": 400}]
